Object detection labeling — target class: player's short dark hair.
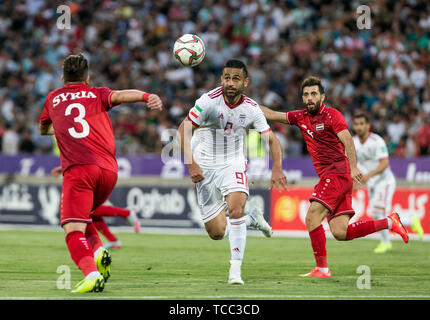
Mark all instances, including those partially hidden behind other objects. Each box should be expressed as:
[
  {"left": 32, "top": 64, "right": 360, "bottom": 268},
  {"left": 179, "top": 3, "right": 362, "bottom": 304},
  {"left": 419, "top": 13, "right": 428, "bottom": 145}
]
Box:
[
  {"left": 222, "top": 59, "right": 248, "bottom": 78},
  {"left": 63, "top": 53, "right": 89, "bottom": 83},
  {"left": 301, "top": 76, "right": 325, "bottom": 94},
  {"left": 353, "top": 113, "right": 370, "bottom": 123}
]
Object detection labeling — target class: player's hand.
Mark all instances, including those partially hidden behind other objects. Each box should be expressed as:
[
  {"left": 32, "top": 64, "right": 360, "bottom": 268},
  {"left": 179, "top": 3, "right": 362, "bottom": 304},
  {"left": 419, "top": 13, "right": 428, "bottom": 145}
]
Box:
[
  {"left": 350, "top": 167, "right": 363, "bottom": 185},
  {"left": 187, "top": 163, "right": 205, "bottom": 183},
  {"left": 361, "top": 174, "right": 370, "bottom": 184},
  {"left": 51, "top": 166, "right": 62, "bottom": 178},
  {"left": 147, "top": 94, "right": 163, "bottom": 111},
  {"left": 270, "top": 168, "right": 288, "bottom": 192}
]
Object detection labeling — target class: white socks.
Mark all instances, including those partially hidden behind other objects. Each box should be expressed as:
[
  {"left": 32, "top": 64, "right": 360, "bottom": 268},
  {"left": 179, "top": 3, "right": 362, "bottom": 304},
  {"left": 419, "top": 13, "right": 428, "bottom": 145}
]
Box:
[
  {"left": 387, "top": 216, "right": 393, "bottom": 229},
  {"left": 93, "top": 246, "right": 103, "bottom": 258},
  {"left": 222, "top": 217, "right": 231, "bottom": 239},
  {"left": 229, "top": 217, "right": 247, "bottom": 261},
  {"left": 229, "top": 259, "right": 242, "bottom": 278},
  {"left": 85, "top": 271, "right": 101, "bottom": 280},
  {"left": 317, "top": 267, "right": 329, "bottom": 274}
]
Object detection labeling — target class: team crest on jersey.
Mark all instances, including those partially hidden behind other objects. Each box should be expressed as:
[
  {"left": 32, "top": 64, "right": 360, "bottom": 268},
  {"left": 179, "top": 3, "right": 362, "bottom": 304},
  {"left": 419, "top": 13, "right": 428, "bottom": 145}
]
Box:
[
  {"left": 316, "top": 123, "right": 324, "bottom": 131},
  {"left": 239, "top": 114, "right": 246, "bottom": 125}
]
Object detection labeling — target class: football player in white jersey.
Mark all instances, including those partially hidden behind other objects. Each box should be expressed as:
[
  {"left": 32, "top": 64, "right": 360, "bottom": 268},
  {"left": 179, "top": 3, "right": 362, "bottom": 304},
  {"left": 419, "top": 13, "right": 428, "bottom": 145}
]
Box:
[
  {"left": 178, "top": 59, "right": 288, "bottom": 284},
  {"left": 352, "top": 114, "right": 423, "bottom": 253}
]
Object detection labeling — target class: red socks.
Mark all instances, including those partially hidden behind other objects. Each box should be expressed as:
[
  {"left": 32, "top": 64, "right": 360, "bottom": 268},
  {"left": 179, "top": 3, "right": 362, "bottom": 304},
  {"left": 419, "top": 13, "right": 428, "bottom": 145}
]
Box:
[
  {"left": 308, "top": 219, "right": 389, "bottom": 270},
  {"left": 65, "top": 231, "right": 98, "bottom": 277},
  {"left": 92, "top": 205, "right": 130, "bottom": 218},
  {"left": 346, "top": 219, "right": 388, "bottom": 240},
  {"left": 309, "top": 225, "right": 327, "bottom": 268},
  {"left": 93, "top": 216, "right": 117, "bottom": 242},
  {"left": 84, "top": 223, "right": 103, "bottom": 253}
]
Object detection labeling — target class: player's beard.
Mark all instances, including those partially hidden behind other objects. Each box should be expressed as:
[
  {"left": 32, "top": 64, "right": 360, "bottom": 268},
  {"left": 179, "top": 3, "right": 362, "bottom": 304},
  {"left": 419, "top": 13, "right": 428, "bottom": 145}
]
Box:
[
  {"left": 357, "top": 130, "right": 368, "bottom": 140},
  {"left": 223, "top": 85, "right": 243, "bottom": 103},
  {"left": 306, "top": 99, "right": 322, "bottom": 115}
]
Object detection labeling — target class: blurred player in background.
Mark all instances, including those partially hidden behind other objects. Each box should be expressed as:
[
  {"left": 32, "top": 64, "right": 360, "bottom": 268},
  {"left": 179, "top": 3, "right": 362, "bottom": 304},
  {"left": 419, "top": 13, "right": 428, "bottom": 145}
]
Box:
[
  {"left": 178, "top": 59, "right": 288, "bottom": 285},
  {"left": 39, "top": 53, "right": 162, "bottom": 292},
  {"left": 260, "top": 76, "right": 409, "bottom": 278},
  {"left": 352, "top": 114, "right": 424, "bottom": 253},
  {"left": 52, "top": 166, "right": 141, "bottom": 249}
]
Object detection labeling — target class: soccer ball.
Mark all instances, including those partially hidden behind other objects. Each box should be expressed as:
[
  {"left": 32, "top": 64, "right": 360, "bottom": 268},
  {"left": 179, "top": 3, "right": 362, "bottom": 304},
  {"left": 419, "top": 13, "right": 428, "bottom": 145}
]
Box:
[{"left": 173, "top": 34, "right": 205, "bottom": 67}]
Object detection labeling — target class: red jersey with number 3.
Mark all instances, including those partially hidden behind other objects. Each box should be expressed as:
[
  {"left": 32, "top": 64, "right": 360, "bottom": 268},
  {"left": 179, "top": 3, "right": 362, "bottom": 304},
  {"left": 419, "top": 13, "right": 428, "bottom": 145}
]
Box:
[
  {"left": 40, "top": 83, "right": 118, "bottom": 173},
  {"left": 286, "top": 103, "right": 350, "bottom": 177}
]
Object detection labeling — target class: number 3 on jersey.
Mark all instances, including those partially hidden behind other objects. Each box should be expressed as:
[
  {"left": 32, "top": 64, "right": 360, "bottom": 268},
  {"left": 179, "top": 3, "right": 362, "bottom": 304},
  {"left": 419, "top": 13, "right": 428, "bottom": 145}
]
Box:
[{"left": 65, "top": 103, "right": 90, "bottom": 138}]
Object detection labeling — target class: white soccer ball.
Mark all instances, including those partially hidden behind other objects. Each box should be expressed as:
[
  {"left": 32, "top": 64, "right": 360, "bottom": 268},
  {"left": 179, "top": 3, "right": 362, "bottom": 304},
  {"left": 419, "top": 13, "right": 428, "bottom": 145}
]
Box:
[{"left": 173, "top": 34, "right": 205, "bottom": 67}]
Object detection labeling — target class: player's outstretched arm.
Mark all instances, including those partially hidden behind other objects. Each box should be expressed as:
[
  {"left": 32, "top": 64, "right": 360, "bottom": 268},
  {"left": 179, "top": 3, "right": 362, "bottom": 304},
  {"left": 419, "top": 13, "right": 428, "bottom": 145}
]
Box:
[
  {"left": 262, "top": 130, "right": 288, "bottom": 192},
  {"left": 39, "top": 123, "right": 54, "bottom": 135},
  {"left": 111, "top": 90, "right": 163, "bottom": 111},
  {"left": 177, "top": 117, "right": 204, "bottom": 183},
  {"left": 260, "top": 105, "right": 288, "bottom": 124},
  {"left": 337, "top": 129, "right": 363, "bottom": 184}
]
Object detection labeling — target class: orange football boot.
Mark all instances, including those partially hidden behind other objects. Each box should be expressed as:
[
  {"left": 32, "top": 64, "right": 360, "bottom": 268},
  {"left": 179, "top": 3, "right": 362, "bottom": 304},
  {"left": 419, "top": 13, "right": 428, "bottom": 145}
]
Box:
[
  {"left": 388, "top": 212, "right": 409, "bottom": 243},
  {"left": 298, "top": 268, "right": 332, "bottom": 278}
]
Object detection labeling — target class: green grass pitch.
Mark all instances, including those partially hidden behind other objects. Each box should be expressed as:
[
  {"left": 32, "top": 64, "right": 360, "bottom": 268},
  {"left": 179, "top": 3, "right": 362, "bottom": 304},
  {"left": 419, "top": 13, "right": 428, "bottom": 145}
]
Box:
[{"left": 0, "top": 230, "right": 429, "bottom": 300}]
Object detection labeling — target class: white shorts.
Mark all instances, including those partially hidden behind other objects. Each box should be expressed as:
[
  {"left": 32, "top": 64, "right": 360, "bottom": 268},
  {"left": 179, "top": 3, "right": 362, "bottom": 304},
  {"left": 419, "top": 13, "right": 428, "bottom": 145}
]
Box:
[
  {"left": 195, "top": 161, "right": 249, "bottom": 224},
  {"left": 368, "top": 177, "right": 396, "bottom": 215}
]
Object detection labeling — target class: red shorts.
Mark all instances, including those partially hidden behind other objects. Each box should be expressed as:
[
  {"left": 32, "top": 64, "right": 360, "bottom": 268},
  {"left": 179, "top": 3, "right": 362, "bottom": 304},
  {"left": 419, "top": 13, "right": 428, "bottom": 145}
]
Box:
[
  {"left": 60, "top": 164, "right": 117, "bottom": 226},
  {"left": 309, "top": 173, "right": 355, "bottom": 222}
]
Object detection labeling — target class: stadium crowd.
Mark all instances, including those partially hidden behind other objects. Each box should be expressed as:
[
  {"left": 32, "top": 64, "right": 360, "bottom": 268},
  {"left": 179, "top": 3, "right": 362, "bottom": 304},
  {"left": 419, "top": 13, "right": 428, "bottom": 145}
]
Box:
[{"left": 1, "top": 0, "right": 430, "bottom": 158}]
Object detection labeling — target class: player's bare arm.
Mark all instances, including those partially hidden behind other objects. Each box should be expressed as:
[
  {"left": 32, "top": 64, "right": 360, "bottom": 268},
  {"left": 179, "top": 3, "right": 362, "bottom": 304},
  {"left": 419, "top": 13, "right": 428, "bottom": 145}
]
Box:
[
  {"left": 39, "top": 123, "right": 54, "bottom": 135},
  {"left": 177, "top": 117, "right": 204, "bottom": 183},
  {"left": 337, "top": 129, "right": 363, "bottom": 184},
  {"left": 259, "top": 105, "right": 289, "bottom": 124},
  {"left": 110, "top": 90, "right": 163, "bottom": 111},
  {"left": 262, "top": 130, "right": 288, "bottom": 192},
  {"left": 361, "top": 157, "right": 389, "bottom": 184}
]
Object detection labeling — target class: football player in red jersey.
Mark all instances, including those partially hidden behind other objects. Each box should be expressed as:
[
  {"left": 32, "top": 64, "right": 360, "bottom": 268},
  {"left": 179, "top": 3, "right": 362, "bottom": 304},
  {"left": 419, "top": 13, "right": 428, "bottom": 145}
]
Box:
[
  {"left": 39, "top": 54, "right": 162, "bottom": 292},
  {"left": 260, "top": 76, "right": 408, "bottom": 278}
]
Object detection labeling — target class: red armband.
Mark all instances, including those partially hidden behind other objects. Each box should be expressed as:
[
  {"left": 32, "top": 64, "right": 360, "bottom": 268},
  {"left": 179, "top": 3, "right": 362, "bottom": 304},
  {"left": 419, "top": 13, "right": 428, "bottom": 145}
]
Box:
[{"left": 142, "top": 92, "right": 151, "bottom": 102}]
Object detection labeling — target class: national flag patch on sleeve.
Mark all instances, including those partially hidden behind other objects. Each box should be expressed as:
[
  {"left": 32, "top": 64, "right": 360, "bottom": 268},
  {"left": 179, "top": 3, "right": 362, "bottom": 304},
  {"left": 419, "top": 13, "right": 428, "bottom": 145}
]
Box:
[{"left": 189, "top": 105, "right": 202, "bottom": 119}]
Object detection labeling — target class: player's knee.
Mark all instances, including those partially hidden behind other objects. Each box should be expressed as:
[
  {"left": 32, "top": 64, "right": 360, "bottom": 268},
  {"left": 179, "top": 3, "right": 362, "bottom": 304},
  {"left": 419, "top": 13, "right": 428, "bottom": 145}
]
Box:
[
  {"left": 228, "top": 206, "right": 244, "bottom": 219},
  {"left": 305, "top": 208, "right": 326, "bottom": 230},
  {"left": 62, "top": 221, "right": 86, "bottom": 235}
]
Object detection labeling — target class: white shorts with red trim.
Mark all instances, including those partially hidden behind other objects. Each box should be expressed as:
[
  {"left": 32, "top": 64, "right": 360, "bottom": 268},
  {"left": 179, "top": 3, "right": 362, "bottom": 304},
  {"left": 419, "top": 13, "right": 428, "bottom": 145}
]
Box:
[
  {"left": 195, "top": 161, "right": 249, "bottom": 224},
  {"left": 368, "top": 176, "right": 396, "bottom": 215}
]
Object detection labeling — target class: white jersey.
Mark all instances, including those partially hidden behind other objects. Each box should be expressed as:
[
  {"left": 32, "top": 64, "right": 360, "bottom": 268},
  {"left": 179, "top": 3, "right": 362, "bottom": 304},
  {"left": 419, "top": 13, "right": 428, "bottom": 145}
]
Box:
[
  {"left": 353, "top": 132, "right": 395, "bottom": 187},
  {"left": 187, "top": 86, "right": 271, "bottom": 169}
]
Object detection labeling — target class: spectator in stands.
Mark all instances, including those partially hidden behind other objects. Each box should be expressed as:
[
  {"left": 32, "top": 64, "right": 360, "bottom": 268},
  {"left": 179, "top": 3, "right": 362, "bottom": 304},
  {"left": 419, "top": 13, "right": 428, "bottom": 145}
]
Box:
[
  {"left": 417, "top": 116, "right": 430, "bottom": 155},
  {"left": 2, "top": 123, "right": 19, "bottom": 155}
]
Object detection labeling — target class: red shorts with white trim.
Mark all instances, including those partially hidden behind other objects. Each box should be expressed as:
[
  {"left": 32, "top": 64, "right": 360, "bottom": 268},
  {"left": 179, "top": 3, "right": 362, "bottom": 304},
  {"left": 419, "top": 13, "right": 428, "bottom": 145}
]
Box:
[
  {"left": 309, "top": 173, "right": 355, "bottom": 222},
  {"left": 60, "top": 164, "right": 117, "bottom": 226}
]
